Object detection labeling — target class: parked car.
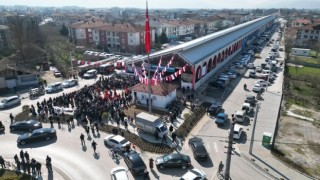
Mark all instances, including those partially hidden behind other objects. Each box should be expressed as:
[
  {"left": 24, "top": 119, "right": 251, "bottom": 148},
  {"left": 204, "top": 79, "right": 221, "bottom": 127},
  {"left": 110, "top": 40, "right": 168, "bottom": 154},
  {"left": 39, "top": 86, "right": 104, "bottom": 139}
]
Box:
[
  {"left": 110, "top": 166, "right": 129, "bottom": 180},
  {"left": 17, "top": 128, "right": 56, "bottom": 145},
  {"left": 207, "top": 103, "right": 222, "bottom": 116},
  {"left": 83, "top": 69, "right": 97, "bottom": 79},
  {"left": 45, "top": 82, "right": 63, "bottom": 93},
  {"left": 188, "top": 137, "right": 209, "bottom": 160},
  {"left": 0, "top": 95, "right": 21, "bottom": 109},
  {"left": 247, "top": 63, "right": 254, "bottom": 69},
  {"left": 215, "top": 113, "right": 228, "bottom": 126},
  {"left": 53, "top": 70, "right": 62, "bottom": 77},
  {"left": 248, "top": 70, "right": 256, "bottom": 78},
  {"left": 10, "top": 120, "right": 42, "bottom": 131},
  {"left": 209, "top": 81, "right": 225, "bottom": 89},
  {"left": 226, "top": 72, "right": 237, "bottom": 79},
  {"left": 180, "top": 168, "right": 207, "bottom": 180},
  {"left": 62, "top": 79, "right": 78, "bottom": 88},
  {"left": 252, "top": 84, "right": 263, "bottom": 93},
  {"left": 123, "top": 151, "right": 146, "bottom": 175},
  {"left": 234, "top": 110, "right": 245, "bottom": 123},
  {"left": 156, "top": 153, "right": 191, "bottom": 169},
  {"left": 245, "top": 95, "right": 256, "bottom": 105},
  {"left": 232, "top": 125, "right": 243, "bottom": 140},
  {"left": 104, "top": 135, "right": 131, "bottom": 151},
  {"left": 256, "top": 66, "right": 262, "bottom": 72},
  {"left": 279, "top": 47, "right": 284, "bottom": 51},
  {"left": 255, "top": 80, "right": 270, "bottom": 87}
]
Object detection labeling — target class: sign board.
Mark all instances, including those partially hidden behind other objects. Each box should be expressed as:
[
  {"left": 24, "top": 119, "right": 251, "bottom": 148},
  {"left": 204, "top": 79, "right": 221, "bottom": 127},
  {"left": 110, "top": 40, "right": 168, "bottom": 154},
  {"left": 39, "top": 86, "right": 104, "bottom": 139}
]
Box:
[{"left": 262, "top": 132, "right": 272, "bottom": 147}]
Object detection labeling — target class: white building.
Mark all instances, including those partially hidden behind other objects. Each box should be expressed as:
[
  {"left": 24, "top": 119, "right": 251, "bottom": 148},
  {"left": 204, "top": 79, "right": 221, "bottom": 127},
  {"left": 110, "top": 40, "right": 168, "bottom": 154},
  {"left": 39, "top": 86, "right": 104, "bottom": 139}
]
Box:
[{"left": 131, "top": 83, "right": 177, "bottom": 109}]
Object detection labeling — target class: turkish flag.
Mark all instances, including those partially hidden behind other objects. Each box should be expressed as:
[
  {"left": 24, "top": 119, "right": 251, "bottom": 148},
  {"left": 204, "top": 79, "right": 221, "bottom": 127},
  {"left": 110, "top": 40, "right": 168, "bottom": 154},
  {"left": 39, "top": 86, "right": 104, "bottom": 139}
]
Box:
[{"left": 145, "top": 1, "right": 151, "bottom": 53}]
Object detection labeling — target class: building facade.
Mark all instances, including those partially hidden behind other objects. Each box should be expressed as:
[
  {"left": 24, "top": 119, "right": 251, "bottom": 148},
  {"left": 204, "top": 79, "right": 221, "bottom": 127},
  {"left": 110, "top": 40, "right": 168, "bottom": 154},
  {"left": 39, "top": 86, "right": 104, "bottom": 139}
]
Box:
[{"left": 295, "top": 24, "right": 320, "bottom": 47}]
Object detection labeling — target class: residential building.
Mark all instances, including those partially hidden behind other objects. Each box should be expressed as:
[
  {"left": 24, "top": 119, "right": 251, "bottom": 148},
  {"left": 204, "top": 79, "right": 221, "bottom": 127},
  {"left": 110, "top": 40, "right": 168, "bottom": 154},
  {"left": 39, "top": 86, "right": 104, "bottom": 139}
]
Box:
[
  {"left": 291, "top": 19, "right": 311, "bottom": 27},
  {"left": 0, "top": 25, "right": 12, "bottom": 51},
  {"left": 69, "top": 20, "right": 155, "bottom": 54},
  {"left": 295, "top": 23, "right": 320, "bottom": 47}
]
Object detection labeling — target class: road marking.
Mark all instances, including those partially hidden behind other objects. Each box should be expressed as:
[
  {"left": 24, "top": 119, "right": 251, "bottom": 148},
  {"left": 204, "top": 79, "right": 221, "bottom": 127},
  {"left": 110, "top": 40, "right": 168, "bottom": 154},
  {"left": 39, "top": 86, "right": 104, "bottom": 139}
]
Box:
[
  {"left": 210, "top": 169, "right": 218, "bottom": 180},
  {"left": 214, "top": 142, "right": 219, "bottom": 153}
]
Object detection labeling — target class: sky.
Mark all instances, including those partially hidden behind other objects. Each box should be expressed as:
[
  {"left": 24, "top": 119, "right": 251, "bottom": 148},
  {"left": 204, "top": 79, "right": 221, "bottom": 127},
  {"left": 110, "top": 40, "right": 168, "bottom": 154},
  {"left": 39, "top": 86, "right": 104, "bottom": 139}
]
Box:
[{"left": 0, "top": 0, "right": 319, "bottom": 9}]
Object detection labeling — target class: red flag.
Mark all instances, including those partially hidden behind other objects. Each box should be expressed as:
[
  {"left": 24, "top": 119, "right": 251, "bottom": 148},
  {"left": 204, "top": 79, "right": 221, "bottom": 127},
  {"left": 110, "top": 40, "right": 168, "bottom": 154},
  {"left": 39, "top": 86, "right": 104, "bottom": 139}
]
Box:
[{"left": 145, "top": 1, "right": 151, "bottom": 53}]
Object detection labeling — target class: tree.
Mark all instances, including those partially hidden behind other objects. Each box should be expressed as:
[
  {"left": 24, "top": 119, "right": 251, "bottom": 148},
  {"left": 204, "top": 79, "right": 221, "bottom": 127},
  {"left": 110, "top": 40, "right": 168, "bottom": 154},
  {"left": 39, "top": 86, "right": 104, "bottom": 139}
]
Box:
[
  {"left": 155, "top": 32, "right": 159, "bottom": 44},
  {"left": 308, "top": 40, "right": 320, "bottom": 57},
  {"left": 159, "top": 31, "right": 168, "bottom": 44},
  {"left": 7, "top": 15, "right": 25, "bottom": 63},
  {"left": 60, "top": 23, "right": 69, "bottom": 36},
  {"left": 215, "top": 20, "right": 224, "bottom": 31}
]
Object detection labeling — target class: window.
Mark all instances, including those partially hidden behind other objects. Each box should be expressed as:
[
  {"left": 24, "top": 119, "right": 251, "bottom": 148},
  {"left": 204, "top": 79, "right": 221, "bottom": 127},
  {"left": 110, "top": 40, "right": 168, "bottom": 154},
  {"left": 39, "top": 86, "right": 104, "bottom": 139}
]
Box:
[
  {"left": 316, "top": 31, "right": 320, "bottom": 34},
  {"left": 107, "top": 32, "right": 111, "bottom": 36},
  {"left": 297, "top": 35, "right": 301, "bottom": 39},
  {"left": 304, "top": 35, "right": 308, "bottom": 39},
  {"left": 130, "top": 40, "right": 133, "bottom": 43},
  {"left": 88, "top": 29, "right": 92, "bottom": 32},
  {"left": 94, "top": 30, "right": 97, "bottom": 33},
  {"left": 304, "top": 30, "right": 309, "bottom": 33}
]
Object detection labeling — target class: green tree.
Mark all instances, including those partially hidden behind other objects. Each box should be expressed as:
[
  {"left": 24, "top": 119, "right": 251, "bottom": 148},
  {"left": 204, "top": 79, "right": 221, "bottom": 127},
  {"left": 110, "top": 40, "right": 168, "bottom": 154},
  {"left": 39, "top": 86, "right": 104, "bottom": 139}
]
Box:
[
  {"left": 155, "top": 32, "right": 159, "bottom": 44},
  {"left": 159, "top": 31, "right": 168, "bottom": 44},
  {"left": 60, "top": 23, "right": 69, "bottom": 36},
  {"left": 215, "top": 20, "right": 224, "bottom": 30}
]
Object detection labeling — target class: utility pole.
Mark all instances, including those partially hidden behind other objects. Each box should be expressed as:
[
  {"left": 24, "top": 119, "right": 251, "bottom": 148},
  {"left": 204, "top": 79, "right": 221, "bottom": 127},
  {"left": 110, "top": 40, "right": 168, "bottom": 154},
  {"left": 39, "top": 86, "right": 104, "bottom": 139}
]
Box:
[
  {"left": 147, "top": 55, "right": 152, "bottom": 113},
  {"left": 69, "top": 52, "right": 73, "bottom": 78},
  {"left": 249, "top": 103, "right": 260, "bottom": 154},
  {"left": 224, "top": 116, "right": 236, "bottom": 180}
]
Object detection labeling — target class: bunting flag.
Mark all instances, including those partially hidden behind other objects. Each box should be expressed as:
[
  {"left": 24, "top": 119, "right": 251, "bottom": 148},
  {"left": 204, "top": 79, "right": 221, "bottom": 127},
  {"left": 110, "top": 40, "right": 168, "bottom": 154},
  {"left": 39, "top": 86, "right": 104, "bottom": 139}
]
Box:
[
  {"left": 145, "top": 1, "right": 151, "bottom": 53},
  {"left": 158, "top": 56, "right": 162, "bottom": 67}
]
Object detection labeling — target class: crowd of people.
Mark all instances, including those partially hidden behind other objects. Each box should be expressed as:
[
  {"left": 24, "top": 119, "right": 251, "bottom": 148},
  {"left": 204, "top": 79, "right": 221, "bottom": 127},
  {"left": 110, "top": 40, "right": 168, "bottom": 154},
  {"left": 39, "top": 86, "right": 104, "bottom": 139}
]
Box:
[{"left": 0, "top": 150, "right": 50, "bottom": 177}]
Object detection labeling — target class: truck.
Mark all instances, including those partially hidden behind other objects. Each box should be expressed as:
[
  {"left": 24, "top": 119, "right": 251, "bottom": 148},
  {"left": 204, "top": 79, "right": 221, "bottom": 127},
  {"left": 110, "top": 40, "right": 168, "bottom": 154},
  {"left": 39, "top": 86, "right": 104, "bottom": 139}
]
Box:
[{"left": 135, "top": 112, "right": 168, "bottom": 138}]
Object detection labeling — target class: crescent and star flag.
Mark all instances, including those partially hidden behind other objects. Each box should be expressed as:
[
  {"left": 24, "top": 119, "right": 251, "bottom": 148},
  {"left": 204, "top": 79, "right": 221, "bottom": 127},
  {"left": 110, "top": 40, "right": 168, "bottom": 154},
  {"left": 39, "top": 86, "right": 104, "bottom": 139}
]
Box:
[{"left": 145, "top": 1, "right": 151, "bottom": 54}]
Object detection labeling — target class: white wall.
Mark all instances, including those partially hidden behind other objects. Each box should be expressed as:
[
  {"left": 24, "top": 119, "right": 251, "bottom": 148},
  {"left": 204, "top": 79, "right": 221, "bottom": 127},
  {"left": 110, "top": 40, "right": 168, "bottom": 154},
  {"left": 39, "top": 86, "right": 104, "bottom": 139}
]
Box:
[
  {"left": 128, "top": 32, "right": 140, "bottom": 46},
  {"left": 133, "top": 89, "right": 176, "bottom": 109},
  {"left": 17, "top": 74, "right": 38, "bottom": 86},
  {"left": 75, "top": 29, "right": 86, "bottom": 40},
  {"left": 0, "top": 77, "right": 6, "bottom": 88}
]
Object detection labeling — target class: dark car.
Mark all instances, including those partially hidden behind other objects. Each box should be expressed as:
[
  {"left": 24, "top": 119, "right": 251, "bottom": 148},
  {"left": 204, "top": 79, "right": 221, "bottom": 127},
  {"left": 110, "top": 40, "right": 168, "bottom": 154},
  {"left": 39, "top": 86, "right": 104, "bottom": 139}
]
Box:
[
  {"left": 207, "top": 103, "right": 222, "bottom": 116},
  {"left": 188, "top": 137, "right": 208, "bottom": 160},
  {"left": 10, "top": 120, "right": 42, "bottom": 131},
  {"left": 215, "top": 113, "right": 228, "bottom": 125},
  {"left": 209, "top": 81, "right": 225, "bottom": 89},
  {"left": 123, "top": 150, "right": 146, "bottom": 175},
  {"left": 155, "top": 153, "right": 191, "bottom": 169},
  {"left": 245, "top": 95, "right": 256, "bottom": 106},
  {"left": 17, "top": 128, "right": 56, "bottom": 145}
]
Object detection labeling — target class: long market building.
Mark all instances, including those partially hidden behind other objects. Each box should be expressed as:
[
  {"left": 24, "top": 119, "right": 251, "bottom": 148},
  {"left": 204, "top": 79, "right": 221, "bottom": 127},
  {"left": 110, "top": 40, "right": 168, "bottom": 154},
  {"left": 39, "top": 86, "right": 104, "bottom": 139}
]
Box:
[{"left": 127, "top": 14, "right": 277, "bottom": 90}]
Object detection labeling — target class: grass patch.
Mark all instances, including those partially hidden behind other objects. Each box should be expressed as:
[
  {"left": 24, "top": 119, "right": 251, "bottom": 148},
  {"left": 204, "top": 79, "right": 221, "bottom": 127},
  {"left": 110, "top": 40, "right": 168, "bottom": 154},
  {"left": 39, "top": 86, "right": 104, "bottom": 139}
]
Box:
[
  {"left": 288, "top": 66, "right": 320, "bottom": 77},
  {"left": 291, "top": 109, "right": 313, "bottom": 118},
  {"left": 307, "top": 140, "right": 320, "bottom": 155},
  {"left": 0, "top": 169, "right": 36, "bottom": 180},
  {"left": 293, "top": 131, "right": 304, "bottom": 137}
]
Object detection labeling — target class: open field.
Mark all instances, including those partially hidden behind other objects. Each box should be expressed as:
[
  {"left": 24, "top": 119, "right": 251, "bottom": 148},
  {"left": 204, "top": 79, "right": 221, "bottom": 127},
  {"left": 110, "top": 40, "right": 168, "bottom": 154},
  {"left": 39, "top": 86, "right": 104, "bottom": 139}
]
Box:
[{"left": 275, "top": 64, "right": 320, "bottom": 178}]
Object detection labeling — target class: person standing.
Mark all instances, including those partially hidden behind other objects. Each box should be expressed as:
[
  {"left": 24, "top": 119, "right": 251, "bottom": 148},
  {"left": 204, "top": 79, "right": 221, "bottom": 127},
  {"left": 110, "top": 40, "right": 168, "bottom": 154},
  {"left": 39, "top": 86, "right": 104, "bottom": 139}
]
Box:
[
  {"left": 9, "top": 113, "right": 14, "bottom": 124},
  {"left": 95, "top": 123, "right": 99, "bottom": 134},
  {"left": 30, "top": 159, "right": 36, "bottom": 174},
  {"left": 169, "top": 124, "right": 174, "bottom": 134},
  {"left": 154, "top": 130, "right": 159, "bottom": 140},
  {"left": 26, "top": 161, "right": 31, "bottom": 174},
  {"left": 46, "top": 161, "right": 52, "bottom": 173},
  {"left": 91, "top": 126, "right": 95, "bottom": 135},
  {"left": 24, "top": 151, "right": 29, "bottom": 162},
  {"left": 149, "top": 158, "right": 154, "bottom": 170},
  {"left": 0, "top": 156, "right": 5, "bottom": 169},
  {"left": 172, "top": 132, "right": 177, "bottom": 144},
  {"left": 162, "top": 135, "right": 167, "bottom": 144},
  {"left": 20, "top": 150, "right": 24, "bottom": 161},
  {"left": 80, "top": 133, "right": 85, "bottom": 146},
  {"left": 36, "top": 162, "right": 42, "bottom": 176},
  {"left": 86, "top": 126, "right": 90, "bottom": 137},
  {"left": 92, "top": 140, "right": 97, "bottom": 153}
]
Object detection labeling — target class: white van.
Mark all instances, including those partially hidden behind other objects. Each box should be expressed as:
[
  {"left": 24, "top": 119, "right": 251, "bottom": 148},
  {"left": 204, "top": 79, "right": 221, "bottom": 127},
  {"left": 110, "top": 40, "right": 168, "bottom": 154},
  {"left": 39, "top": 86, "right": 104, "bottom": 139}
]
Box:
[
  {"left": 234, "top": 110, "right": 245, "bottom": 123},
  {"left": 83, "top": 69, "right": 97, "bottom": 79},
  {"left": 0, "top": 95, "right": 21, "bottom": 109}
]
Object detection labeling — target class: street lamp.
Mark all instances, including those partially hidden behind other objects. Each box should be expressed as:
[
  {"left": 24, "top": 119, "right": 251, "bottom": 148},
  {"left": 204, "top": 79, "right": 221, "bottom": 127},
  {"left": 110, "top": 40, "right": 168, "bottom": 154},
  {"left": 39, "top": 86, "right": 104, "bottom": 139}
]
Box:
[{"left": 249, "top": 103, "right": 261, "bottom": 154}]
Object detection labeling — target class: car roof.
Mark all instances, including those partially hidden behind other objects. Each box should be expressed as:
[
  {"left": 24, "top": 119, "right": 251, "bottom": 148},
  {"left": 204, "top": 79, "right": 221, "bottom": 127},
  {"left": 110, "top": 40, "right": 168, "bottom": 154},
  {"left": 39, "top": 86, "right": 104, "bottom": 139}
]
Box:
[
  {"left": 33, "top": 128, "right": 54, "bottom": 133},
  {"left": 111, "top": 135, "right": 126, "bottom": 142},
  {"left": 126, "top": 151, "right": 145, "bottom": 166},
  {"left": 234, "top": 125, "right": 243, "bottom": 132},
  {"left": 4, "top": 95, "right": 19, "bottom": 100},
  {"left": 167, "top": 153, "right": 188, "bottom": 159},
  {"left": 217, "top": 113, "right": 226, "bottom": 117}
]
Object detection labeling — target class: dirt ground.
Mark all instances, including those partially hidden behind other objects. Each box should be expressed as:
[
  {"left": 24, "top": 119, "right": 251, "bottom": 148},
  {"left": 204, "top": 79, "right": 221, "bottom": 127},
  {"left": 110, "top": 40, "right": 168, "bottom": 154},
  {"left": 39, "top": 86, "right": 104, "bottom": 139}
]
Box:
[
  {"left": 41, "top": 67, "right": 65, "bottom": 84},
  {"left": 276, "top": 105, "right": 320, "bottom": 178}
]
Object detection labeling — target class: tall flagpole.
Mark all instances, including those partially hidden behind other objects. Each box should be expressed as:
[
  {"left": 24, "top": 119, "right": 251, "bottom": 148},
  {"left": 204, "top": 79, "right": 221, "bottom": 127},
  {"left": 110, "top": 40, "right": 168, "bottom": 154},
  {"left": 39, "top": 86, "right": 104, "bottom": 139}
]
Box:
[{"left": 145, "top": 1, "right": 152, "bottom": 113}]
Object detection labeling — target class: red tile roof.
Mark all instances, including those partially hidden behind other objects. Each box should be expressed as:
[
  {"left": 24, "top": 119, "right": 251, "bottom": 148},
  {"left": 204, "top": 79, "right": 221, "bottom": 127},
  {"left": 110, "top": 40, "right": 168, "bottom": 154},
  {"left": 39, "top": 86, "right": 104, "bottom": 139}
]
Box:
[
  {"left": 296, "top": 24, "right": 320, "bottom": 31},
  {"left": 130, "top": 83, "right": 178, "bottom": 96},
  {"left": 294, "top": 19, "right": 311, "bottom": 24}
]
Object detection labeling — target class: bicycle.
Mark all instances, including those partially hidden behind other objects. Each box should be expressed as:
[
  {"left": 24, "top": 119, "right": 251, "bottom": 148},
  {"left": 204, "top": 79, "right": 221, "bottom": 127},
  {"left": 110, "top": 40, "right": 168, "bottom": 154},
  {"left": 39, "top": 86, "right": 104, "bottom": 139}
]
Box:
[{"left": 108, "top": 149, "right": 122, "bottom": 160}]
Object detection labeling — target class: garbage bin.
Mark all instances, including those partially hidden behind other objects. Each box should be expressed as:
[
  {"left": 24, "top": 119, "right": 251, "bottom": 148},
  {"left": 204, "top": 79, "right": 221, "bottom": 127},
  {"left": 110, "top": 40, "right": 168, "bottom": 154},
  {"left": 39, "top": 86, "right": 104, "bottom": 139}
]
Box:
[{"left": 262, "top": 132, "right": 272, "bottom": 148}]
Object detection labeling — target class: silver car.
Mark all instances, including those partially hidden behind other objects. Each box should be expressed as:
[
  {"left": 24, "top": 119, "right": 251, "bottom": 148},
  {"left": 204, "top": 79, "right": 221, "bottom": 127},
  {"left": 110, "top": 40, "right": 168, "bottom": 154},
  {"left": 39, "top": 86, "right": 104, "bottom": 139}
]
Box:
[{"left": 0, "top": 95, "right": 21, "bottom": 109}]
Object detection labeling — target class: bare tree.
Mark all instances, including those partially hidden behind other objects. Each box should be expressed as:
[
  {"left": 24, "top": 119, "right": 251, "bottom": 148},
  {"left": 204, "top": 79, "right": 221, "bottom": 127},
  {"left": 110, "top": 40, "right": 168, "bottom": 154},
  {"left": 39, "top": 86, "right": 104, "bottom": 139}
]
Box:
[
  {"left": 7, "top": 15, "right": 25, "bottom": 64},
  {"left": 308, "top": 40, "right": 320, "bottom": 56}
]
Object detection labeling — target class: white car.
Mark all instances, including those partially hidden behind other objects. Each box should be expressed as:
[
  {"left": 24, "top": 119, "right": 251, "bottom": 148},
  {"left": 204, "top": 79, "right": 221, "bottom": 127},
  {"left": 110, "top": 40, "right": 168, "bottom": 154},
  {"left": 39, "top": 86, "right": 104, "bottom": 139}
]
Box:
[
  {"left": 255, "top": 80, "right": 270, "bottom": 87},
  {"left": 110, "top": 166, "right": 129, "bottom": 180},
  {"left": 233, "top": 125, "right": 243, "bottom": 140},
  {"left": 252, "top": 84, "right": 263, "bottom": 92},
  {"left": 83, "top": 69, "right": 97, "bottom": 79},
  {"left": 180, "top": 168, "right": 206, "bottom": 180},
  {"left": 62, "top": 79, "right": 78, "bottom": 88},
  {"left": 247, "top": 63, "right": 254, "bottom": 69},
  {"left": 226, "top": 72, "right": 237, "bottom": 79},
  {"left": 0, "top": 95, "right": 21, "bottom": 109},
  {"left": 104, "top": 135, "right": 131, "bottom": 151},
  {"left": 45, "top": 82, "right": 63, "bottom": 93},
  {"left": 256, "top": 66, "right": 262, "bottom": 72}
]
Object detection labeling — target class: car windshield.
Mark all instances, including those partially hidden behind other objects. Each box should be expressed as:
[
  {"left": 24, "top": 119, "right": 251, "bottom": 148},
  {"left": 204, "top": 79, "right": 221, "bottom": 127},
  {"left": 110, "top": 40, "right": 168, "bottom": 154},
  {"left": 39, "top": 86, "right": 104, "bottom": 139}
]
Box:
[
  {"left": 190, "top": 169, "right": 201, "bottom": 176},
  {"left": 120, "top": 139, "right": 128, "bottom": 145},
  {"left": 1, "top": 99, "right": 8, "bottom": 103},
  {"left": 159, "top": 125, "right": 167, "bottom": 132},
  {"left": 234, "top": 131, "right": 239, "bottom": 135},
  {"left": 163, "top": 155, "right": 172, "bottom": 162}
]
